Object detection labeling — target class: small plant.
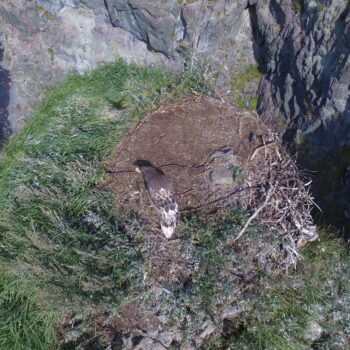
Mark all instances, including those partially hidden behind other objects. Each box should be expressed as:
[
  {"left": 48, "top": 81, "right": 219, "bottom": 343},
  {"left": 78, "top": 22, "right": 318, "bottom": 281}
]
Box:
[
  {"left": 234, "top": 94, "right": 246, "bottom": 108},
  {"left": 36, "top": 6, "right": 55, "bottom": 19},
  {"left": 317, "top": 2, "right": 325, "bottom": 11},
  {"left": 47, "top": 48, "right": 55, "bottom": 64},
  {"left": 292, "top": 0, "right": 305, "bottom": 13},
  {"left": 230, "top": 165, "right": 245, "bottom": 181},
  {"left": 248, "top": 95, "right": 258, "bottom": 110},
  {"left": 231, "top": 64, "right": 262, "bottom": 91},
  {"left": 231, "top": 64, "right": 262, "bottom": 111},
  {"left": 228, "top": 38, "right": 236, "bottom": 47}
]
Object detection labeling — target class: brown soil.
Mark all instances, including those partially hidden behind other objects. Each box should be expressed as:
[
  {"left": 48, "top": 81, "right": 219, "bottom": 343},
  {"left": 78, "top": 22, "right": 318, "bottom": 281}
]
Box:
[{"left": 105, "top": 96, "right": 268, "bottom": 227}]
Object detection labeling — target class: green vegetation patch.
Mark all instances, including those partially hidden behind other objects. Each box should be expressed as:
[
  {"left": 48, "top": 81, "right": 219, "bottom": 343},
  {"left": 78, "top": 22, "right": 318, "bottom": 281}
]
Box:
[
  {"left": 230, "top": 165, "right": 245, "bottom": 181},
  {"left": 231, "top": 64, "right": 262, "bottom": 92},
  {"left": 0, "top": 59, "right": 211, "bottom": 348},
  {"left": 231, "top": 64, "right": 262, "bottom": 111},
  {"left": 292, "top": 0, "right": 305, "bottom": 13},
  {"left": 0, "top": 272, "right": 57, "bottom": 350},
  {"left": 201, "top": 229, "right": 350, "bottom": 350}
]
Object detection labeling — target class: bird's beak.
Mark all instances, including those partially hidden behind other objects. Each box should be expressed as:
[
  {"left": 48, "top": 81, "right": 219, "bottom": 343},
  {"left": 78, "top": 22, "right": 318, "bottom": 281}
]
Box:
[{"left": 135, "top": 167, "right": 141, "bottom": 173}]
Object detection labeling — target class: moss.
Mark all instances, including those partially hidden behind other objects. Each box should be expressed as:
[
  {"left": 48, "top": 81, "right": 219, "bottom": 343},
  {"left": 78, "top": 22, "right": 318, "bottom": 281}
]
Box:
[
  {"left": 295, "top": 130, "right": 306, "bottom": 148},
  {"left": 228, "top": 38, "right": 236, "bottom": 47},
  {"left": 317, "top": 3, "right": 326, "bottom": 11},
  {"left": 36, "top": 6, "right": 55, "bottom": 19},
  {"left": 231, "top": 64, "right": 262, "bottom": 92},
  {"left": 304, "top": 98, "right": 315, "bottom": 117},
  {"left": 47, "top": 48, "right": 55, "bottom": 64},
  {"left": 248, "top": 95, "right": 258, "bottom": 110},
  {"left": 292, "top": 0, "right": 305, "bottom": 13},
  {"left": 231, "top": 64, "right": 262, "bottom": 112},
  {"left": 230, "top": 165, "right": 245, "bottom": 181},
  {"left": 235, "top": 95, "right": 245, "bottom": 108}
]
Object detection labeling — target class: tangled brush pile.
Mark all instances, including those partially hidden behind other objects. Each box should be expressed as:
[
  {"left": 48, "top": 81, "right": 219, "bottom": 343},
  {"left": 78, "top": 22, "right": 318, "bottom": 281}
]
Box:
[{"left": 224, "top": 131, "right": 318, "bottom": 269}]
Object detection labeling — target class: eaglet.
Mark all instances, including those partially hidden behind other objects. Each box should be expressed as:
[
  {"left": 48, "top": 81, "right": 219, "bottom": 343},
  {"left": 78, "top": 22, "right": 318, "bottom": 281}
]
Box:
[{"left": 134, "top": 160, "right": 179, "bottom": 238}]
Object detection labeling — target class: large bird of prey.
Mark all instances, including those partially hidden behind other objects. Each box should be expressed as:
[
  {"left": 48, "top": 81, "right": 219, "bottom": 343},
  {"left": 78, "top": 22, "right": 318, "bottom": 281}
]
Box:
[{"left": 134, "top": 160, "right": 178, "bottom": 238}]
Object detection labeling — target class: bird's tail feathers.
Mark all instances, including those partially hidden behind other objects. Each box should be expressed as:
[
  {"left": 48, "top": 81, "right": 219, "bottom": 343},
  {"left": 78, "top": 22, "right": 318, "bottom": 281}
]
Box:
[
  {"left": 160, "top": 203, "right": 178, "bottom": 238},
  {"left": 161, "top": 223, "right": 176, "bottom": 238}
]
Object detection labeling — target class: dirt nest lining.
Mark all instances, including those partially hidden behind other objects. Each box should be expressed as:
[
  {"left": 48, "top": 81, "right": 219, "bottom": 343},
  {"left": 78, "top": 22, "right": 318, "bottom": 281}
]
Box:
[{"left": 106, "top": 96, "right": 317, "bottom": 267}]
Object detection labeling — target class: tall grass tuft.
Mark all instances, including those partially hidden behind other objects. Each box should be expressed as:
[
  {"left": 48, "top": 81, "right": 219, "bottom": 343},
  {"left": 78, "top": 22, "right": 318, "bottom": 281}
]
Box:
[{"left": 0, "top": 272, "right": 57, "bottom": 350}]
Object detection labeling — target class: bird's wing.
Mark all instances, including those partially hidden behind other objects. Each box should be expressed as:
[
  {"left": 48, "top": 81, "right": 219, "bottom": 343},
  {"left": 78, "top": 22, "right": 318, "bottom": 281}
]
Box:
[
  {"left": 150, "top": 187, "right": 177, "bottom": 215},
  {"left": 150, "top": 187, "right": 178, "bottom": 227},
  {"left": 143, "top": 170, "right": 178, "bottom": 237}
]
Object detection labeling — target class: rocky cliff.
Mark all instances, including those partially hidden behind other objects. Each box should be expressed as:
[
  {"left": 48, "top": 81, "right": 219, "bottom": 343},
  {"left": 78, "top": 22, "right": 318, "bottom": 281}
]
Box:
[
  {"left": 0, "top": 0, "right": 255, "bottom": 135},
  {"left": 252, "top": 0, "right": 350, "bottom": 154},
  {"left": 249, "top": 0, "right": 350, "bottom": 229},
  {"left": 0, "top": 0, "right": 349, "bottom": 226},
  {"left": 2, "top": 0, "right": 348, "bottom": 151}
]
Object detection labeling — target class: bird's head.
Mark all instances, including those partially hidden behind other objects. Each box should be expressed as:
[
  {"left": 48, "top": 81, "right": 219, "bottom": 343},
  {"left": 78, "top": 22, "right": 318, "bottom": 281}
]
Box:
[{"left": 134, "top": 159, "right": 154, "bottom": 173}]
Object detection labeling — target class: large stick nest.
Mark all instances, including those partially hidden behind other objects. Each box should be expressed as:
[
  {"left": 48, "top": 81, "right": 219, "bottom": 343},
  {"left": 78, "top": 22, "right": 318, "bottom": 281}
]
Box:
[{"left": 106, "top": 96, "right": 317, "bottom": 269}]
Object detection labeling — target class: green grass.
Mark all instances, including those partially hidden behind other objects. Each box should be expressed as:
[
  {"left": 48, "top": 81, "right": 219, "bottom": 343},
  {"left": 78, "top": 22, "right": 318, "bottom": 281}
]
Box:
[
  {"left": 231, "top": 64, "right": 262, "bottom": 92},
  {"left": 0, "top": 272, "right": 57, "bottom": 350},
  {"left": 230, "top": 165, "right": 245, "bottom": 181},
  {"left": 231, "top": 64, "right": 262, "bottom": 111},
  {"left": 0, "top": 59, "right": 212, "bottom": 348},
  {"left": 203, "top": 229, "right": 350, "bottom": 350}
]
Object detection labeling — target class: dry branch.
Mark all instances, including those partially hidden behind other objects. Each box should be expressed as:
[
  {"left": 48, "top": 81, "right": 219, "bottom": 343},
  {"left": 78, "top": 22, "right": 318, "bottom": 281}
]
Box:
[{"left": 228, "top": 185, "right": 275, "bottom": 245}]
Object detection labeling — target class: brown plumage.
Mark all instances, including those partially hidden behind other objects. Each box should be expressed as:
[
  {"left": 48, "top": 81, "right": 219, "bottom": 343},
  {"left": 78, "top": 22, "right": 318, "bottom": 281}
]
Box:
[{"left": 134, "top": 160, "right": 178, "bottom": 238}]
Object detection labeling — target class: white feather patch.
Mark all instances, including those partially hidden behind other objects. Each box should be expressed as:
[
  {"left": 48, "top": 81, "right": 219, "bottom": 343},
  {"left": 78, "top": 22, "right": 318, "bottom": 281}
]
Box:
[
  {"left": 160, "top": 203, "right": 178, "bottom": 238},
  {"left": 161, "top": 224, "right": 176, "bottom": 238}
]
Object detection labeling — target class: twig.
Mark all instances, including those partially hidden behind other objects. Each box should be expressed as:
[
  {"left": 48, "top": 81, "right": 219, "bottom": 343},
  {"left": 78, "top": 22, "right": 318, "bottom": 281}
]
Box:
[
  {"left": 136, "top": 328, "right": 169, "bottom": 349},
  {"left": 104, "top": 162, "right": 205, "bottom": 174},
  {"left": 180, "top": 186, "right": 259, "bottom": 213},
  {"left": 215, "top": 88, "right": 226, "bottom": 103},
  {"left": 160, "top": 162, "right": 206, "bottom": 169},
  {"left": 250, "top": 141, "right": 277, "bottom": 161},
  {"left": 104, "top": 169, "right": 136, "bottom": 174},
  {"left": 176, "top": 188, "right": 194, "bottom": 197},
  {"left": 228, "top": 185, "right": 275, "bottom": 245}
]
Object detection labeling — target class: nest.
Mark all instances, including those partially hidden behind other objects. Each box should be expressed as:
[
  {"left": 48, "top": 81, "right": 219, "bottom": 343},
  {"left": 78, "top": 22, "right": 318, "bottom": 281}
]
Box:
[
  {"left": 223, "top": 133, "right": 318, "bottom": 268},
  {"left": 106, "top": 96, "right": 317, "bottom": 270},
  {"left": 159, "top": 132, "right": 318, "bottom": 269}
]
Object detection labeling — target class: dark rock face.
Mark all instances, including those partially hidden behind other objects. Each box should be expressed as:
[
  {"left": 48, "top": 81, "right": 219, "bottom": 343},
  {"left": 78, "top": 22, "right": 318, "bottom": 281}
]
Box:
[
  {"left": 0, "top": 0, "right": 348, "bottom": 150},
  {"left": 104, "top": 0, "right": 252, "bottom": 75},
  {"left": 251, "top": 0, "right": 350, "bottom": 155},
  {"left": 104, "top": 0, "right": 184, "bottom": 58},
  {"left": 248, "top": 0, "right": 350, "bottom": 232},
  {"left": 0, "top": 0, "right": 255, "bottom": 135}
]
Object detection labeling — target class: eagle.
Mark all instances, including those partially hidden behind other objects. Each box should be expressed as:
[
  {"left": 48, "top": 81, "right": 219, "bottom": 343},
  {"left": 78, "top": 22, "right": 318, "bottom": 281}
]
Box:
[{"left": 134, "top": 160, "right": 179, "bottom": 238}]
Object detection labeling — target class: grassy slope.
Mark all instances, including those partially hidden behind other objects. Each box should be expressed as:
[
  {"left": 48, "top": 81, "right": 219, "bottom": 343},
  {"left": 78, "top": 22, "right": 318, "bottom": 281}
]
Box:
[
  {"left": 0, "top": 60, "right": 349, "bottom": 350},
  {"left": 0, "top": 60, "right": 210, "bottom": 349}
]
